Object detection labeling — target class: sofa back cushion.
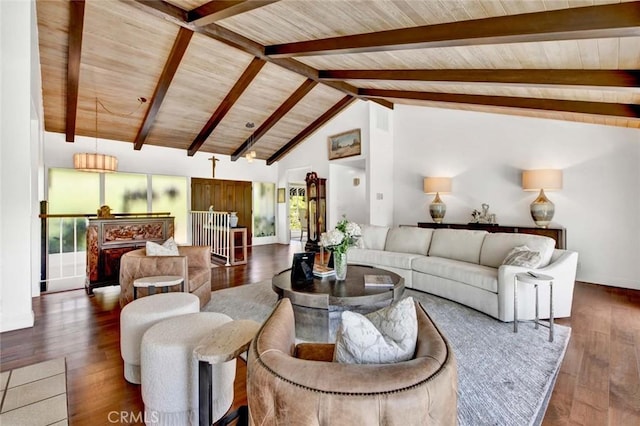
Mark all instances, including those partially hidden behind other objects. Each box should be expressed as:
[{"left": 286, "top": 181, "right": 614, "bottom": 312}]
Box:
[
  {"left": 480, "top": 232, "right": 556, "bottom": 268},
  {"left": 358, "top": 224, "right": 390, "bottom": 250},
  {"left": 384, "top": 227, "right": 433, "bottom": 255},
  {"left": 428, "top": 229, "right": 487, "bottom": 264}
]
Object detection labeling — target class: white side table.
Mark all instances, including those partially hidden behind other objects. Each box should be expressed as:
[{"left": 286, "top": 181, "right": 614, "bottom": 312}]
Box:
[
  {"left": 513, "top": 272, "right": 554, "bottom": 342},
  {"left": 193, "top": 319, "right": 261, "bottom": 426},
  {"left": 133, "top": 275, "right": 184, "bottom": 300}
]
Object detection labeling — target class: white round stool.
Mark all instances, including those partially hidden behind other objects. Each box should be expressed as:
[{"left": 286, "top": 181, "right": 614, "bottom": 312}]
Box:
[
  {"left": 141, "top": 312, "right": 235, "bottom": 426},
  {"left": 120, "top": 293, "right": 200, "bottom": 384}
]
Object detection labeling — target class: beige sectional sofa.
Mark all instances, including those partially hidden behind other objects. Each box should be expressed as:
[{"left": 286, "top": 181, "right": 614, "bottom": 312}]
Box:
[{"left": 348, "top": 225, "right": 579, "bottom": 322}]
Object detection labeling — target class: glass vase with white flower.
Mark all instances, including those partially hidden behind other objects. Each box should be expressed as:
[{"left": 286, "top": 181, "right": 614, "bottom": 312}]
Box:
[{"left": 319, "top": 217, "right": 361, "bottom": 280}]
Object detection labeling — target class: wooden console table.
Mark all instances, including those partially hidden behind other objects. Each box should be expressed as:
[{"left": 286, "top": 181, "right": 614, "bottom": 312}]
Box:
[
  {"left": 416, "top": 222, "right": 566, "bottom": 249},
  {"left": 230, "top": 227, "right": 247, "bottom": 265}
]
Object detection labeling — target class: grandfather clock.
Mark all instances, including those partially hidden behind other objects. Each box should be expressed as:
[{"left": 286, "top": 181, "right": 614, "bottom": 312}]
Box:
[{"left": 304, "top": 172, "right": 327, "bottom": 252}]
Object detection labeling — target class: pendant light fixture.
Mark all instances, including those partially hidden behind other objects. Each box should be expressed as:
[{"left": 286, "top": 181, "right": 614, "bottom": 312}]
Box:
[
  {"left": 245, "top": 122, "right": 256, "bottom": 163},
  {"left": 73, "top": 97, "right": 118, "bottom": 173}
]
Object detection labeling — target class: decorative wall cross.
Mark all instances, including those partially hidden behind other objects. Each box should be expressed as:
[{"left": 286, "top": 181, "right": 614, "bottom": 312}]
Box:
[{"left": 209, "top": 156, "right": 219, "bottom": 178}]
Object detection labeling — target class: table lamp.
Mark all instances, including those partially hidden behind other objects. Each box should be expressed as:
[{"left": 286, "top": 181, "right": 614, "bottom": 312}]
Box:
[
  {"left": 423, "top": 177, "right": 452, "bottom": 223},
  {"left": 522, "top": 169, "right": 563, "bottom": 228}
]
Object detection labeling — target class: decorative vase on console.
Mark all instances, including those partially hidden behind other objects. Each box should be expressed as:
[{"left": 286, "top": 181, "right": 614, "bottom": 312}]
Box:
[
  {"left": 320, "top": 217, "right": 361, "bottom": 281},
  {"left": 229, "top": 212, "right": 238, "bottom": 227}
]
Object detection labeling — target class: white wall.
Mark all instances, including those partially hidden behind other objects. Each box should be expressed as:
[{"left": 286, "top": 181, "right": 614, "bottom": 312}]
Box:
[
  {"left": 1, "top": 0, "right": 36, "bottom": 331},
  {"left": 329, "top": 162, "right": 367, "bottom": 225},
  {"left": 368, "top": 102, "right": 395, "bottom": 226},
  {"left": 394, "top": 105, "right": 640, "bottom": 289},
  {"left": 31, "top": 0, "right": 44, "bottom": 298},
  {"left": 276, "top": 100, "right": 370, "bottom": 241}
]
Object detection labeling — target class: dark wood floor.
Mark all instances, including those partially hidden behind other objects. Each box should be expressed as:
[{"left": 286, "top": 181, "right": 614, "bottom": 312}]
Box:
[{"left": 1, "top": 242, "right": 638, "bottom": 425}]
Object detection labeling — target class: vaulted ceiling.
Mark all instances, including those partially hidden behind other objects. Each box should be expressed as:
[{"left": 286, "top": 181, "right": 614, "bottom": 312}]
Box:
[{"left": 36, "top": 0, "right": 640, "bottom": 165}]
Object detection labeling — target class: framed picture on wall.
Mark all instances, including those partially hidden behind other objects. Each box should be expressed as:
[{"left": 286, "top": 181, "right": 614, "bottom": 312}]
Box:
[{"left": 328, "top": 128, "right": 361, "bottom": 160}]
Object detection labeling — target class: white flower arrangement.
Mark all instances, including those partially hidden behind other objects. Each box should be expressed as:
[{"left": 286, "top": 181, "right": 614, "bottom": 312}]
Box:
[{"left": 320, "top": 217, "right": 361, "bottom": 254}]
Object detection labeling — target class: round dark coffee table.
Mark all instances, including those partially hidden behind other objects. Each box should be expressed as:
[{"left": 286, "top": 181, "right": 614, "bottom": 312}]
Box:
[{"left": 272, "top": 264, "right": 404, "bottom": 342}]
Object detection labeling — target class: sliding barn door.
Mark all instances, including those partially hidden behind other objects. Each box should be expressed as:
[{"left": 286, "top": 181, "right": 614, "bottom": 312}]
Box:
[{"left": 191, "top": 178, "right": 252, "bottom": 245}]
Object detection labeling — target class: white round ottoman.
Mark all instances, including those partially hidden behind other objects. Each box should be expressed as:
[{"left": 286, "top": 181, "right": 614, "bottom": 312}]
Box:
[
  {"left": 120, "top": 293, "right": 200, "bottom": 384},
  {"left": 141, "top": 312, "right": 235, "bottom": 426}
]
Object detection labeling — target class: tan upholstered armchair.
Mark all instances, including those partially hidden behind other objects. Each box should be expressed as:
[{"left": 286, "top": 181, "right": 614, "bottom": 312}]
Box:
[
  {"left": 118, "top": 246, "right": 211, "bottom": 308},
  {"left": 247, "top": 298, "right": 458, "bottom": 425}
]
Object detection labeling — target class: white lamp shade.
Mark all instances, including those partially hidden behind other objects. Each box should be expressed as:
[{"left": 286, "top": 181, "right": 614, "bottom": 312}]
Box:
[
  {"left": 423, "top": 177, "right": 452, "bottom": 194},
  {"left": 522, "top": 169, "right": 563, "bottom": 191}
]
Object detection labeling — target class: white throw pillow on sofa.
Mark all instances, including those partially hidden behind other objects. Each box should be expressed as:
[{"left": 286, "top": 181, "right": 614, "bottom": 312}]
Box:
[
  {"left": 334, "top": 297, "right": 417, "bottom": 364},
  {"left": 480, "top": 232, "right": 555, "bottom": 268},
  {"left": 146, "top": 237, "right": 179, "bottom": 256},
  {"left": 501, "top": 245, "right": 542, "bottom": 268}
]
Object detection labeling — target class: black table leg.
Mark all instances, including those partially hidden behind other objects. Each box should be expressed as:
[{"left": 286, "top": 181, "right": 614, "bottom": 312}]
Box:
[{"left": 199, "top": 361, "right": 212, "bottom": 426}]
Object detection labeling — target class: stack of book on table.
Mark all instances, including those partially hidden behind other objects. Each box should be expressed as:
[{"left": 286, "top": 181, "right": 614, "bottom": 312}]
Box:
[
  {"left": 313, "top": 264, "right": 335, "bottom": 277},
  {"left": 364, "top": 274, "right": 394, "bottom": 287}
]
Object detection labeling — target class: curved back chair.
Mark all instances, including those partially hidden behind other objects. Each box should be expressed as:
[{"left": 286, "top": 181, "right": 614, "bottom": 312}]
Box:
[
  {"left": 247, "top": 298, "right": 458, "bottom": 425},
  {"left": 119, "top": 246, "right": 211, "bottom": 308}
]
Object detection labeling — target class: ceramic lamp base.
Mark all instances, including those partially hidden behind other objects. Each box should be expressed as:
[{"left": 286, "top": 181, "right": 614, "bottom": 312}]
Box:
[
  {"left": 530, "top": 189, "right": 555, "bottom": 228},
  {"left": 429, "top": 193, "right": 446, "bottom": 224}
]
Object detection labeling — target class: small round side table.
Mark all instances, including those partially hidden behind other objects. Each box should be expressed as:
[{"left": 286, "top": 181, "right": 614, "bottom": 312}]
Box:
[
  {"left": 513, "top": 272, "right": 554, "bottom": 342},
  {"left": 133, "top": 275, "right": 184, "bottom": 300}
]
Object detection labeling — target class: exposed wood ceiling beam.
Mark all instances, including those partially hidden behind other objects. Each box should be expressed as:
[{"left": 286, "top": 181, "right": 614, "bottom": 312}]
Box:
[
  {"left": 369, "top": 98, "right": 394, "bottom": 109},
  {"left": 129, "top": 0, "right": 393, "bottom": 110},
  {"left": 267, "top": 96, "right": 357, "bottom": 165},
  {"left": 131, "top": 0, "right": 187, "bottom": 21},
  {"left": 319, "top": 69, "right": 640, "bottom": 89},
  {"left": 134, "top": 27, "right": 193, "bottom": 150},
  {"left": 231, "top": 79, "right": 317, "bottom": 161},
  {"left": 187, "top": 1, "right": 279, "bottom": 27},
  {"left": 358, "top": 89, "right": 640, "bottom": 119},
  {"left": 265, "top": 2, "right": 640, "bottom": 57},
  {"left": 65, "top": 0, "right": 85, "bottom": 142},
  {"left": 187, "top": 58, "right": 266, "bottom": 156}
]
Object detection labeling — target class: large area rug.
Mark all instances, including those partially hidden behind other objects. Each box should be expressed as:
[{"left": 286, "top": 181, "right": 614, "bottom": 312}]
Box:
[{"left": 203, "top": 281, "right": 570, "bottom": 426}]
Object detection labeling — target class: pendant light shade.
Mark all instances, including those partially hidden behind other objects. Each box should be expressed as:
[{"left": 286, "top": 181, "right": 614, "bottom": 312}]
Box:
[{"left": 73, "top": 153, "right": 118, "bottom": 173}]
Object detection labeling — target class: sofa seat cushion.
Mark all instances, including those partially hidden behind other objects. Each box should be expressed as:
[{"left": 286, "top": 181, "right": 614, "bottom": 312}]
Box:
[
  {"left": 348, "top": 248, "right": 421, "bottom": 270},
  {"left": 187, "top": 266, "right": 209, "bottom": 292},
  {"left": 384, "top": 227, "right": 433, "bottom": 256},
  {"left": 428, "top": 229, "right": 487, "bottom": 264},
  {"left": 412, "top": 256, "right": 499, "bottom": 293},
  {"left": 480, "top": 232, "right": 556, "bottom": 268}
]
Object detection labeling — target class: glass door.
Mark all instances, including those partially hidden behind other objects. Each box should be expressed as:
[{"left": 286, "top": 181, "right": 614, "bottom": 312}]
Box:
[{"left": 288, "top": 186, "right": 306, "bottom": 242}]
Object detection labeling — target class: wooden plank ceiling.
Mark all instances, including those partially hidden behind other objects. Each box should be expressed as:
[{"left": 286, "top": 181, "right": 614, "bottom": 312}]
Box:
[{"left": 36, "top": 0, "right": 640, "bottom": 166}]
